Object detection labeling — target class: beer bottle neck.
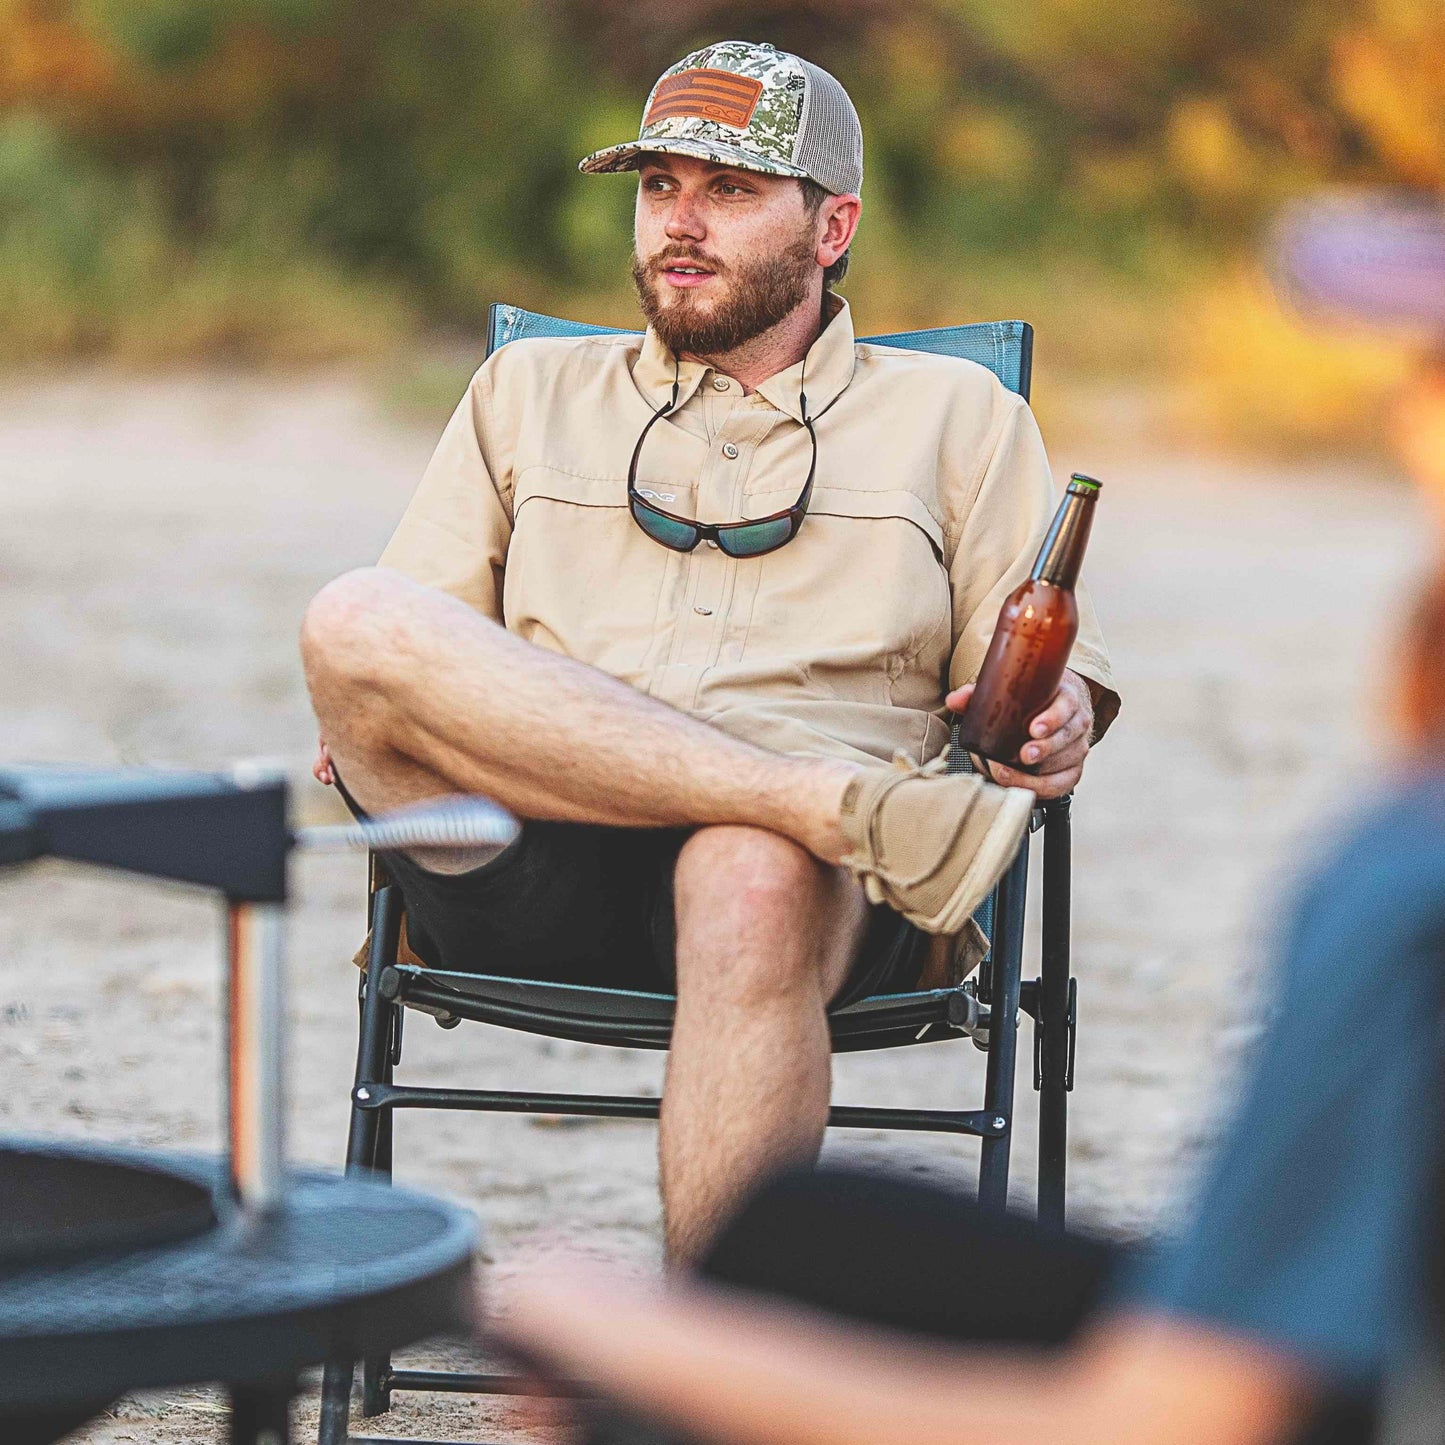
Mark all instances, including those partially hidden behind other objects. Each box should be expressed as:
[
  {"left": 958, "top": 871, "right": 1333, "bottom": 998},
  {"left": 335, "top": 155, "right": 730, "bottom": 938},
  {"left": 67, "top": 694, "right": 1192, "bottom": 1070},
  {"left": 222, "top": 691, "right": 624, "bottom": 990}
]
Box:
[{"left": 1030, "top": 479, "right": 1098, "bottom": 589}]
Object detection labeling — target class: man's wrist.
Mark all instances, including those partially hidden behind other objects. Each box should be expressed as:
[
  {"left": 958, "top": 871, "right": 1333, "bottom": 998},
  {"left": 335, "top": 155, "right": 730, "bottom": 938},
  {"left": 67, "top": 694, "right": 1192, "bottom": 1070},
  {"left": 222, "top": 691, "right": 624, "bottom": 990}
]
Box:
[{"left": 1070, "top": 670, "right": 1102, "bottom": 744}]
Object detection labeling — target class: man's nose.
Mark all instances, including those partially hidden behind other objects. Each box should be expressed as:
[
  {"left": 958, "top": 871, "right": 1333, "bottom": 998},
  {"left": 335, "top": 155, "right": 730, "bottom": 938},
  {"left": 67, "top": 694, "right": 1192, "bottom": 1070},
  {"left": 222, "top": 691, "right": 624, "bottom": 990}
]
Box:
[{"left": 664, "top": 192, "right": 706, "bottom": 242}]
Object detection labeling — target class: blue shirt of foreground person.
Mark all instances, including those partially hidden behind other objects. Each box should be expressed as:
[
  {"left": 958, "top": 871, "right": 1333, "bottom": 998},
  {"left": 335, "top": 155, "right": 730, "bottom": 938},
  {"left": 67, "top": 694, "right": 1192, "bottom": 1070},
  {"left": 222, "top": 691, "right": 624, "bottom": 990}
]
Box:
[{"left": 1130, "top": 768, "right": 1445, "bottom": 1392}]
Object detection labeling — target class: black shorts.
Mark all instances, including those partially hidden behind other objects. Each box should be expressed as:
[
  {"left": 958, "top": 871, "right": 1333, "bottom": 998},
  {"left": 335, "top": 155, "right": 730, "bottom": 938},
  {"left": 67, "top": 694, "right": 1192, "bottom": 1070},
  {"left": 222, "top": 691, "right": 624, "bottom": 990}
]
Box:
[{"left": 338, "top": 779, "right": 926, "bottom": 1007}]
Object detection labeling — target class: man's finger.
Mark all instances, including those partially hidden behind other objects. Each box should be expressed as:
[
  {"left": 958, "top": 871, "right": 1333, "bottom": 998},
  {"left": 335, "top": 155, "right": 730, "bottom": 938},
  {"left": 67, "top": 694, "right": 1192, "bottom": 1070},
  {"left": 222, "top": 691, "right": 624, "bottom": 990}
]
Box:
[
  {"left": 944, "top": 683, "right": 975, "bottom": 713},
  {"left": 989, "top": 746, "right": 1086, "bottom": 788},
  {"left": 987, "top": 759, "right": 1081, "bottom": 799},
  {"left": 1022, "top": 742, "right": 1089, "bottom": 783},
  {"left": 1018, "top": 709, "right": 1090, "bottom": 768},
  {"left": 1026, "top": 690, "right": 1081, "bottom": 742}
]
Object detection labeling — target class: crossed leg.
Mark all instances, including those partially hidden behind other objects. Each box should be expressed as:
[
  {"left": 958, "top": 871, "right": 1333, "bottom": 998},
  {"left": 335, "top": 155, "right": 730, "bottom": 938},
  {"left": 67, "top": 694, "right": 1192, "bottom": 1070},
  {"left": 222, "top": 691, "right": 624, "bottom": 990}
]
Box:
[
  {"left": 301, "top": 568, "right": 875, "bottom": 1259},
  {"left": 301, "top": 569, "right": 858, "bottom": 860}
]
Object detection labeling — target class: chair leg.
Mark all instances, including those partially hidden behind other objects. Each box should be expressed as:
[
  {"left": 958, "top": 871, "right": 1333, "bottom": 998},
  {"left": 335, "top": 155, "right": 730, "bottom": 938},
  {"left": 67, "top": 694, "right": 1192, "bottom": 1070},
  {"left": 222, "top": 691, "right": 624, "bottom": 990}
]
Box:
[
  {"left": 361, "top": 976, "right": 401, "bottom": 1418},
  {"left": 978, "top": 840, "right": 1028, "bottom": 1211},
  {"left": 350, "top": 886, "right": 403, "bottom": 1176},
  {"left": 371, "top": 1005, "right": 397, "bottom": 1177},
  {"left": 317, "top": 883, "right": 404, "bottom": 1445},
  {"left": 1037, "top": 797, "right": 1073, "bottom": 1232}
]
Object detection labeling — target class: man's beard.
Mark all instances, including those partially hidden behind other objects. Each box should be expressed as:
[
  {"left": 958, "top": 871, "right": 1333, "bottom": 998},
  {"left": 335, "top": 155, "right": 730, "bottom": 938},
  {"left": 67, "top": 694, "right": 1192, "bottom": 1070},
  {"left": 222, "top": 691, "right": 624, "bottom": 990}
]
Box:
[{"left": 631, "top": 231, "right": 819, "bottom": 355}]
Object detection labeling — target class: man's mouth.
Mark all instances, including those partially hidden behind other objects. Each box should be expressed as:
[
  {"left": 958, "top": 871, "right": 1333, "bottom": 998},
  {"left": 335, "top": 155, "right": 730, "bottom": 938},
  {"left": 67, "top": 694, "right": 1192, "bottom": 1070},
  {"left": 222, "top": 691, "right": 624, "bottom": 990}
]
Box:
[{"left": 660, "top": 262, "right": 716, "bottom": 289}]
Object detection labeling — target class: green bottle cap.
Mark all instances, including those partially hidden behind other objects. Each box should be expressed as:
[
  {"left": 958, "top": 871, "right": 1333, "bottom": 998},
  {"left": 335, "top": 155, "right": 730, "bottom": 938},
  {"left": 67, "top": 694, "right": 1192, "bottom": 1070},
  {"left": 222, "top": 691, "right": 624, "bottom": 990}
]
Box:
[{"left": 1068, "top": 472, "right": 1102, "bottom": 493}]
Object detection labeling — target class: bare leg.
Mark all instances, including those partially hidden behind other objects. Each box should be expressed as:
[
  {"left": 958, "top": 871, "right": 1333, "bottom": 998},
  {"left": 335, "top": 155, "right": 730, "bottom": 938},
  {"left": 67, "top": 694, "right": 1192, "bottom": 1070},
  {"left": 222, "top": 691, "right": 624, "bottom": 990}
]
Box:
[
  {"left": 660, "top": 826, "right": 870, "bottom": 1263},
  {"left": 301, "top": 569, "right": 857, "bottom": 861}
]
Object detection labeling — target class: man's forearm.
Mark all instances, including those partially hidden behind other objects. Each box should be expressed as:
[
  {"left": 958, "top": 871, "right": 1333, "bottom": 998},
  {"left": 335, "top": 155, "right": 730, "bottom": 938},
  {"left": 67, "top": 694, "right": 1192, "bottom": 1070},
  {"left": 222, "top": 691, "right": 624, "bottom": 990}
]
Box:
[
  {"left": 497, "top": 1272, "right": 1306, "bottom": 1445},
  {"left": 500, "top": 1272, "right": 1067, "bottom": 1445}
]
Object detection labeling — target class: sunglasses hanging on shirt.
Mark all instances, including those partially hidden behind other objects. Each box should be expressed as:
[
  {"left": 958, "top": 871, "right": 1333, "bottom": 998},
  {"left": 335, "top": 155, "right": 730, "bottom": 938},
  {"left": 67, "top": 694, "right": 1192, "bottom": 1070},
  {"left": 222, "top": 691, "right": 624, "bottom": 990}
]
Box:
[{"left": 627, "top": 356, "right": 819, "bottom": 559}]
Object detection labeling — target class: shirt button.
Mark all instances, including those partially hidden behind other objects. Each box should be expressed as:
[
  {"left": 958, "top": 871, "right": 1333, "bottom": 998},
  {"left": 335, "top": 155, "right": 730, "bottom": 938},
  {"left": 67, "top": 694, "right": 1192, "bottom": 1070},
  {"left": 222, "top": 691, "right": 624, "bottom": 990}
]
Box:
[
  {"left": 712, "top": 377, "right": 729, "bottom": 391},
  {"left": 722, "top": 442, "right": 739, "bottom": 459},
  {"left": 693, "top": 605, "right": 713, "bottom": 616}
]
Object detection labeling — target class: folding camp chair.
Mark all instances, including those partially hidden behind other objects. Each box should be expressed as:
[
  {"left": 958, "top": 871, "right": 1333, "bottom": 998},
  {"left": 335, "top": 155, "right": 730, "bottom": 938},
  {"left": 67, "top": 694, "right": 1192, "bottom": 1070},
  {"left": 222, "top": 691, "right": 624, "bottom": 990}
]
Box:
[{"left": 317, "top": 305, "right": 1079, "bottom": 1445}]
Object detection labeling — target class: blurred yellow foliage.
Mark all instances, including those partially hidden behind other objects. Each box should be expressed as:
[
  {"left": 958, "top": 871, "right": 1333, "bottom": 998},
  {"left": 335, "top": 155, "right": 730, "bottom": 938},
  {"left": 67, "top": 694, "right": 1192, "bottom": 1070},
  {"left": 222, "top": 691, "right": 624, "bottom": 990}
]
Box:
[
  {"left": 0, "top": 1, "right": 331, "bottom": 132},
  {"left": 938, "top": 106, "right": 1037, "bottom": 184},
  {"left": 0, "top": 2, "right": 116, "bottom": 107},
  {"left": 1172, "top": 266, "right": 1416, "bottom": 453},
  {"left": 1333, "top": 2, "right": 1445, "bottom": 188},
  {"left": 1167, "top": 98, "right": 1262, "bottom": 203}
]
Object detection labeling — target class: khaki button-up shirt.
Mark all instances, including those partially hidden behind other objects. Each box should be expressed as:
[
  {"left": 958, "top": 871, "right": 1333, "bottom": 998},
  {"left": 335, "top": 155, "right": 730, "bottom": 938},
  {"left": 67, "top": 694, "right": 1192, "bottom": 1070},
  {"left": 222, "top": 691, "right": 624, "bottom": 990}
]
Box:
[{"left": 380, "top": 299, "right": 1119, "bottom": 769}]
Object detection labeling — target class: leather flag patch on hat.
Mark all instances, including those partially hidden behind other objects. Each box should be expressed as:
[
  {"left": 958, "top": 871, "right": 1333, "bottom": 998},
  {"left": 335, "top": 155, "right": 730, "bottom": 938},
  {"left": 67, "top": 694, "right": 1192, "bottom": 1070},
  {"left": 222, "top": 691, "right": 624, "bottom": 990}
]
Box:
[{"left": 644, "top": 68, "right": 764, "bottom": 131}]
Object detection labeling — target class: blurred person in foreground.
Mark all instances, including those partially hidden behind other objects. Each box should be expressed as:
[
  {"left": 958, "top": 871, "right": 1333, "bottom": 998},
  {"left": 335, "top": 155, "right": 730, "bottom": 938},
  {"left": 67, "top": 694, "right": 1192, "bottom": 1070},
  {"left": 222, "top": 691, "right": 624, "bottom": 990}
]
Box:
[
  {"left": 300, "top": 40, "right": 1117, "bottom": 1260},
  {"left": 493, "top": 197, "right": 1445, "bottom": 1445}
]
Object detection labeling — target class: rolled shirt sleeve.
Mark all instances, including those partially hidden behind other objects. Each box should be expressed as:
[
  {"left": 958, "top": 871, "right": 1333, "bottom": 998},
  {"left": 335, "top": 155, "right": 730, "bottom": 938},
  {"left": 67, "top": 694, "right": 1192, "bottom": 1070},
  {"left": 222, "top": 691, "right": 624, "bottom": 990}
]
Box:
[
  {"left": 946, "top": 394, "right": 1119, "bottom": 740},
  {"left": 378, "top": 361, "right": 514, "bottom": 624}
]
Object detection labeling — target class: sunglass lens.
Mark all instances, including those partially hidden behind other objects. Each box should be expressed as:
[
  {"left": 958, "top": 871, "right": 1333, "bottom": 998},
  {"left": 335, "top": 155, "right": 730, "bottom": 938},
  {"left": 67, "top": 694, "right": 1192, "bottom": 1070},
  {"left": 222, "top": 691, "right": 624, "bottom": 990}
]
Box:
[
  {"left": 718, "top": 517, "right": 797, "bottom": 558},
  {"left": 631, "top": 500, "right": 701, "bottom": 552}
]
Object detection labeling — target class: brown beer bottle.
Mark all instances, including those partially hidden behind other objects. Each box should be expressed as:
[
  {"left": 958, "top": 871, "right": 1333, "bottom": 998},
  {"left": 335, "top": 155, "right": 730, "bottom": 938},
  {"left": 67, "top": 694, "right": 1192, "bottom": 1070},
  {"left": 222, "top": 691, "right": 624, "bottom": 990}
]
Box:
[{"left": 955, "top": 473, "right": 1101, "bottom": 769}]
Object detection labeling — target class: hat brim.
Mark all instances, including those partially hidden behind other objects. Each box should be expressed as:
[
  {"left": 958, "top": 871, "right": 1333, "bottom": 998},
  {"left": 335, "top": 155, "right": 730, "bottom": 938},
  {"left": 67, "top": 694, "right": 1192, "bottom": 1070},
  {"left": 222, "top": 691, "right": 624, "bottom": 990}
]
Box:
[
  {"left": 579, "top": 136, "right": 810, "bottom": 182},
  {"left": 1271, "top": 193, "right": 1445, "bottom": 335}
]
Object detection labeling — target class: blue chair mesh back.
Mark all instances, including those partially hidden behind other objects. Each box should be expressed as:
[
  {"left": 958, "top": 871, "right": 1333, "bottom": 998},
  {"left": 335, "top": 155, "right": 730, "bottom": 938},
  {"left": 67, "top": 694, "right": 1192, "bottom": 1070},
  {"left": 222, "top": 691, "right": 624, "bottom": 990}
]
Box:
[
  {"left": 861, "top": 322, "right": 1031, "bottom": 399},
  {"left": 488, "top": 308, "right": 628, "bottom": 349},
  {"left": 486, "top": 304, "right": 1032, "bottom": 399},
  {"left": 485, "top": 301, "right": 1029, "bottom": 966}
]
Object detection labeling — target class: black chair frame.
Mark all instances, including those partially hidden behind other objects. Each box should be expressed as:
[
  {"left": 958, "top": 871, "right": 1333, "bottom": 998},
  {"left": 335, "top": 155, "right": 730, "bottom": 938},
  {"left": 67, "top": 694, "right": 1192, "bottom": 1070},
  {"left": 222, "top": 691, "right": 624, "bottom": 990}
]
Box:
[{"left": 317, "top": 794, "right": 1077, "bottom": 1445}]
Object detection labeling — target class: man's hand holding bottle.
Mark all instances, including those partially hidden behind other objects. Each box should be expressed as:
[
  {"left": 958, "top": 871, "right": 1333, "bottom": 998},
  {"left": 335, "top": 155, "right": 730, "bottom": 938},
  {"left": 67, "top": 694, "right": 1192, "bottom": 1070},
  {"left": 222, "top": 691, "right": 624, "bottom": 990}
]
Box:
[{"left": 949, "top": 670, "right": 1095, "bottom": 799}]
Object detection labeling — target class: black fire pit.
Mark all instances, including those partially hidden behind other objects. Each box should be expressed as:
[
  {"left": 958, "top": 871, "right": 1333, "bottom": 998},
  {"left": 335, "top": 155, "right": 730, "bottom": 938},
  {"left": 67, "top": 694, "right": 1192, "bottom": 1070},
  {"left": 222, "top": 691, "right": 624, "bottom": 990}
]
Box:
[{"left": 0, "top": 766, "right": 494, "bottom": 1443}]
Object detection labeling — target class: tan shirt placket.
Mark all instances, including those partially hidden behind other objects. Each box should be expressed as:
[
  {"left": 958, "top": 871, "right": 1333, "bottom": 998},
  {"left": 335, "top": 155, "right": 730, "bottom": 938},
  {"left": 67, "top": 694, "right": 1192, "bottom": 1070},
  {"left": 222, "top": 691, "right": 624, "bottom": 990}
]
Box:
[{"left": 653, "top": 383, "right": 779, "bottom": 711}]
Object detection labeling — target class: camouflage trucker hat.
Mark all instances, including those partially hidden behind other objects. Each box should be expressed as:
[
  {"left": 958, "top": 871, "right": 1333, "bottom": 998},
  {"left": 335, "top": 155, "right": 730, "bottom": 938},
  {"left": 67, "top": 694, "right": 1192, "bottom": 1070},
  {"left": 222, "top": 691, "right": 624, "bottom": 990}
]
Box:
[{"left": 579, "top": 40, "right": 863, "bottom": 196}]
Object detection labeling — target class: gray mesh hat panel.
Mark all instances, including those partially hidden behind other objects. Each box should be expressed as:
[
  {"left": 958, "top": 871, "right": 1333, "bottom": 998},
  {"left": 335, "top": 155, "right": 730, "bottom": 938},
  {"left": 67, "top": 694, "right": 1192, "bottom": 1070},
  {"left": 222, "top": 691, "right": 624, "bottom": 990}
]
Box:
[
  {"left": 579, "top": 41, "right": 862, "bottom": 196},
  {"left": 796, "top": 59, "right": 863, "bottom": 195}
]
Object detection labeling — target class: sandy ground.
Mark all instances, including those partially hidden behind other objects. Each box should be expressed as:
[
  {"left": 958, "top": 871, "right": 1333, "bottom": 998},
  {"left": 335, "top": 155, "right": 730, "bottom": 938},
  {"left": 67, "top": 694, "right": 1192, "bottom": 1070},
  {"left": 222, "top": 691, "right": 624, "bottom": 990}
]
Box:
[{"left": 0, "top": 370, "right": 1431, "bottom": 1442}]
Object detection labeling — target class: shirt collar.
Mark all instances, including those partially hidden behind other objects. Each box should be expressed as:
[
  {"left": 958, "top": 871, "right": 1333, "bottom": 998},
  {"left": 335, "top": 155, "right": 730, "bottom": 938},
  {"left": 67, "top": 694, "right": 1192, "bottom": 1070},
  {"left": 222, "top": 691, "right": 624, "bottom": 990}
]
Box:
[
  {"left": 755, "top": 296, "right": 856, "bottom": 424},
  {"left": 630, "top": 295, "right": 858, "bottom": 423},
  {"left": 633, "top": 329, "right": 709, "bottom": 414}
]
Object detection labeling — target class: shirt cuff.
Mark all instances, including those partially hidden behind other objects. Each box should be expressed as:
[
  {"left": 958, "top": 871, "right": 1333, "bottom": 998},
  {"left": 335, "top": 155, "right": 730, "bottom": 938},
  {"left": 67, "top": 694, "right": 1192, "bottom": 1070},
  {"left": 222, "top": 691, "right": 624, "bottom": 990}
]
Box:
[{"left": 1066, "top": 650, "right": 1120, "bottom": 743}]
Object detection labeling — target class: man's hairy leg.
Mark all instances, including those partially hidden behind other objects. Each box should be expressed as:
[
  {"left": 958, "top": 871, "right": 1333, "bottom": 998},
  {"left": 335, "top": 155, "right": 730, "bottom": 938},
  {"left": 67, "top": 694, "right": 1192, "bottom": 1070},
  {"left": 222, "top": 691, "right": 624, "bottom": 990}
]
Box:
[
  {"left": 301, "top": 568, "right": 856, "bottom": 860},
  {"left": 660, "top": 826, "right": 868, "bottom": 1264}
]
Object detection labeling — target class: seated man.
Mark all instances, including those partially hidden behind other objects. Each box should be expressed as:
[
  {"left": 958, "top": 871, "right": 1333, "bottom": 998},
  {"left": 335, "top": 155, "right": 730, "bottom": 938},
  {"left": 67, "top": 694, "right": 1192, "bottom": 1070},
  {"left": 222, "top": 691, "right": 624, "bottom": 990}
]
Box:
[{"left": 301, "top": 39, "right": 1118, "bottom": 1262}]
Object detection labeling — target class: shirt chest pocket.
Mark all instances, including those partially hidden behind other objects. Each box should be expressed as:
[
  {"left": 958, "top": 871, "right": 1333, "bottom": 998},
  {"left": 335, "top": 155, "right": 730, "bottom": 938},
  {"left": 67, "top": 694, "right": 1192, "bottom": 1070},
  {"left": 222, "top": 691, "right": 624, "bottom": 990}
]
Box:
[
  {"left": 735, "top": 487, "right": 952, "bottom": 698},
  {"left": 505, "top": 466, "right": 688, "bottom": 677}
]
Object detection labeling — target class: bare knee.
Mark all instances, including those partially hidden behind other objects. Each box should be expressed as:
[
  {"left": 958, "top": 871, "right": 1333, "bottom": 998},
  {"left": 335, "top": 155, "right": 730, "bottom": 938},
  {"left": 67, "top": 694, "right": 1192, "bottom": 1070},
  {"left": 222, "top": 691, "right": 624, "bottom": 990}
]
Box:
[
  {"left": 300, "top": 567, "right": 416, "bottom": 693},
  {"left": 675, "top": 825, "right": 819, "bottom": 915},
  {"left": 674, "top": 827, "right": 836, "bottom": 1002}
]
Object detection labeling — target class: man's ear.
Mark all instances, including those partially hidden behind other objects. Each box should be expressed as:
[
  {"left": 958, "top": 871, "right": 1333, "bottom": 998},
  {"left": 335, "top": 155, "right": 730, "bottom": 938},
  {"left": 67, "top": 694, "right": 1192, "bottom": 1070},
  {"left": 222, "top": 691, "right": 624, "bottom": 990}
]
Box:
[{"left": 818, "top": 193, "right": 861, "bottom": 269}]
